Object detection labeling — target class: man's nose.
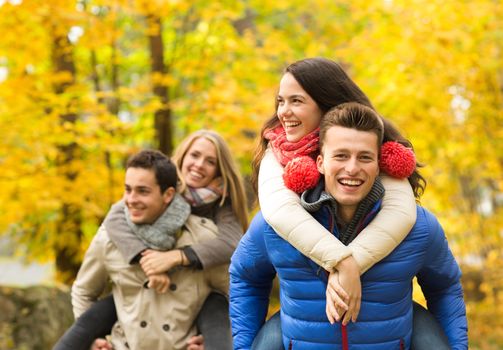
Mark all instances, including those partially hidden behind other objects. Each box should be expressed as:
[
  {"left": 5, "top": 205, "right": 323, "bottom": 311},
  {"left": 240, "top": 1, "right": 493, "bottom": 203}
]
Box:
[
  {"left": 345, "top": 158, "right": 360, "bottom": 175},
  {"left": 127, "top": 191, "right": 138, "bottom": 202}
]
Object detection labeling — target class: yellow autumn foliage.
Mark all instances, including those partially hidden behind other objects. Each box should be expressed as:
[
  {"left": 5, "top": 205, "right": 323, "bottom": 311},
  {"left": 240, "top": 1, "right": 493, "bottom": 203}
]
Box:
[{"left": 0, "top": 0, "right": 501, "bottom": 347}]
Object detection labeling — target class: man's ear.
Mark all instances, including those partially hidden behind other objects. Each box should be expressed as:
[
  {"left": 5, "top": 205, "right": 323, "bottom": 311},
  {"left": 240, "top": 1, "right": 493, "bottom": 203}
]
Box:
[
  {"left": 163, "top": 187, "right": 176, "bottom": 205},
  {"left": 316, "top": 154, "right": 325, "bottom": 174}
]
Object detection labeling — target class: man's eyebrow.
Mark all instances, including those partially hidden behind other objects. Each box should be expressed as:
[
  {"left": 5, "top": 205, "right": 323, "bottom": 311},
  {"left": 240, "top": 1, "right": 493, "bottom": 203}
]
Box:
[
  {"left": 125, "top": 185, "right": 151, "bottom": 190},
  {"left": 359, "top": 150, "right": 378, "bottom": 156},
  {"left": 329, "top": 148, "right": 349, "bottom": 154}
]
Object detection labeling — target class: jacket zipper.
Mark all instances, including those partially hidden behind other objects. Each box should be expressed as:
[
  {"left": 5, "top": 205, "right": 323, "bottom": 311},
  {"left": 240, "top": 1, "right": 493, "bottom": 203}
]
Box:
[
  {"left": 329, "top": 210, "right": 349, "bottom": 350},
  {"left": 325, "top": 208, "right": 350, "bottom": 350},
  {"left": 341, "top": 324, "right": 349, "bottom": 350}
]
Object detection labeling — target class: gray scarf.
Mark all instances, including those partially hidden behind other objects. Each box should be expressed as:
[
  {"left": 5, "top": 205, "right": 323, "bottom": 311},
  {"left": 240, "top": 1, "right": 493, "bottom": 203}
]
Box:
[
  {"left": 124, "top": 193, "right": 191, "bottom": 250},
  {"left": 301, "top": 178, "right": 385, "bottom": 245}
]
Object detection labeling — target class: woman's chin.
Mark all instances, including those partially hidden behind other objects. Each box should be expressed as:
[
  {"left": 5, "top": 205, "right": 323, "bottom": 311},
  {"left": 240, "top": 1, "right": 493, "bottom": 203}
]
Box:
[
  {"left": 285, "top": 132, "right": 303, "bottom": 143},
  {"left": 187, "top": 173, "right": 216, "bottom": 188},
  {"left": 185, "top": 179, "right": 203, "bottom": 189}
]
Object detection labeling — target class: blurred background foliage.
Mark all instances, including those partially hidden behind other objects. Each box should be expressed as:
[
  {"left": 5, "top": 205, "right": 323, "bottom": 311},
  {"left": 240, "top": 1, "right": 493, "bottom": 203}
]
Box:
[{"left": 0, "top": 0, "right": 501, "bottom": 348}]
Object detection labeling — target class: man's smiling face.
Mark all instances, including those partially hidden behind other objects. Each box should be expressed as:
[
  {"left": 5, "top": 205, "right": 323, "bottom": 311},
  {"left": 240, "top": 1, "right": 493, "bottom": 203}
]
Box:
[
  {"left": 124, "top": 167, "right": 173, "bottom": 224},
  {"left": 317, "top": 125, "right": 379, "bottom": 221}
]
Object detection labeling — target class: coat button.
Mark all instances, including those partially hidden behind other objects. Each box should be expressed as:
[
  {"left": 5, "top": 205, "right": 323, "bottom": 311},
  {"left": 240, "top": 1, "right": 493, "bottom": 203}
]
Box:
[
  {"left": 140, "top": 321, "right": 147, "bottom": 328},
  {"left": 163, "top": 324, "right": 170, "bottom": 331},
  {"left": 201, "top": 218, "right": 206, "bottom": 224},
  {"left": 169, "top": 283, "right": 177, "bottom": 291}
]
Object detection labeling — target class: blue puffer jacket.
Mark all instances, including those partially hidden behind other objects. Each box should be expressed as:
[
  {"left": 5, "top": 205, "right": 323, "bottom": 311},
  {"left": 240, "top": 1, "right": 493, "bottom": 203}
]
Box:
[{"left": 230, "top": 206, "right": 467, "bottom": 350}]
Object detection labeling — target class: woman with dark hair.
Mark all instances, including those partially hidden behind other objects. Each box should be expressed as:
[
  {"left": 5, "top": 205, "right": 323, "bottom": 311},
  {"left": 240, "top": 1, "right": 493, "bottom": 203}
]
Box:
[{"left": 244, "top": 57, "right": 448, "bottom": 349}]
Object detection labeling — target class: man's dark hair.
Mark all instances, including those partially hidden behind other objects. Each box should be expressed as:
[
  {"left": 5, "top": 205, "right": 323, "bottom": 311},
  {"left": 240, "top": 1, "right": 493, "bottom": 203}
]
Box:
[
  {"left": 126, "top": 150, "right": 178, "bottom": 193},
  {"left": 319, "top": 102, "right": 384, "bottom": 153}
]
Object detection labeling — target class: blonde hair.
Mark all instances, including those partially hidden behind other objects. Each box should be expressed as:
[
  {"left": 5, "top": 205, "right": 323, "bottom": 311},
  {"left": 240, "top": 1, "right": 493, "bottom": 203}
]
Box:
[{"left": 172, "top": 130, "right": 249, "bottom": 231}]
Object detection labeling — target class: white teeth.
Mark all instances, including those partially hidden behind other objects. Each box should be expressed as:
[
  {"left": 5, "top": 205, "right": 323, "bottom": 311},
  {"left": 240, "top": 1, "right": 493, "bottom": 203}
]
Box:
[
  {"left": 339, "top": 179, "right": 363, "bottom": 186},
  {"left": 284, "top": 121, "right": 301, "bottom": 128},
  {"left": 189, "top": 170, "right": 203, "bottom": 179}
]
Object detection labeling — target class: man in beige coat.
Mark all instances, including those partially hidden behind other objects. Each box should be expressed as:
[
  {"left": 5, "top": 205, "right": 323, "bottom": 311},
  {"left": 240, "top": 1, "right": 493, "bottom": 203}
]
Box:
[{"left": 71, "top": 150, "right": 228, "bottom": 350}]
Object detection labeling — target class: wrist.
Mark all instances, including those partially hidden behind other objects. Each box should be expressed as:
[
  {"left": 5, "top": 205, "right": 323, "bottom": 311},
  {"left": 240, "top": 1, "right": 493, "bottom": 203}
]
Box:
[
  {"left": 336, "top": 256, "right": 358, "bottom": 271},
  {"left": 178, "top": 249, "right": 187, "bottom": 266}
]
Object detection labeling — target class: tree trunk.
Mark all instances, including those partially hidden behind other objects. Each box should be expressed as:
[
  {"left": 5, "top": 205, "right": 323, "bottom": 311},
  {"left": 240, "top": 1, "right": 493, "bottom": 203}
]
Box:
[
  {"left": 89, "top": 27, "right": 121, "bottom": 208},
  {"left": 147, "top": 14, "right": 173, "bottom": 155},
  {"left": 51, "top": 31, "right": 83, "bottom": 285}
]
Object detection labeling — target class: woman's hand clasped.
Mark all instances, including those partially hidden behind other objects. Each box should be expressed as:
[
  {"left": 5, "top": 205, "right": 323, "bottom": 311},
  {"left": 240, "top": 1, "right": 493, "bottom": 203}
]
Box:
[
  {"left": 326, "top": 255, "right": 361, "bottom": 326},
  {"left": 146, "top": 273, "right": 171, "bottom": 294},
  {"left": 139, "top": 249, "right": 182, "bottom": 276}
]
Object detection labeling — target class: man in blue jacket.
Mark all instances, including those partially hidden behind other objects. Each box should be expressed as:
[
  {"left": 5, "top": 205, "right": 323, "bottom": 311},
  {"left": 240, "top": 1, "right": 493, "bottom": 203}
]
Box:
[{"left": 229, "top": 102, "right": 467, "bottom": 350}]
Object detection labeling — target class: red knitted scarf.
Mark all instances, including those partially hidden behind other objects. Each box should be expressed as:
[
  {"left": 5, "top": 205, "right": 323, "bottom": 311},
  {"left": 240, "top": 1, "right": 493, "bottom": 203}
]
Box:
[
  {"left": 263, "top": 125, "right": 416, "bottom": 194},
  {"left": 264, "top": 126, "right": 320, "bottom": 166}
]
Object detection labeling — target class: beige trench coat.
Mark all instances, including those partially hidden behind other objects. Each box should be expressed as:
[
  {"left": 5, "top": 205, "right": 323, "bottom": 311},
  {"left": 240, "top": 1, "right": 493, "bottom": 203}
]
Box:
[{"left": 71, "top": 215, "right": 229, "bottom": 350}]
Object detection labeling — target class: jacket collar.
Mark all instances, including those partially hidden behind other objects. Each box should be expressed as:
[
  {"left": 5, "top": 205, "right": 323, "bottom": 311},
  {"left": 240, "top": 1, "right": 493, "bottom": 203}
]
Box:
[{"left": 300, "top": 178, "right": 384, "bottom": 245}]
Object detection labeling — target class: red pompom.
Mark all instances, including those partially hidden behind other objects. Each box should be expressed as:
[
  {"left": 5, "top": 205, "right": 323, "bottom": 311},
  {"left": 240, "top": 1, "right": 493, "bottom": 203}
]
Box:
[
  {"left": 283, "top": 156, "right": 320, "bottom": 193},
  {"left": 379, "top": 141, "right": 416, "bottom": 178}
]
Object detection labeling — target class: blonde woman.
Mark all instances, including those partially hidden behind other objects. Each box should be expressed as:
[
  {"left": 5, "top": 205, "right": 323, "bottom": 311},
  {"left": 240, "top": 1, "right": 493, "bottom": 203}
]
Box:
[{"left": 55, "top": 130, "right": 248, "bottom": 350}]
